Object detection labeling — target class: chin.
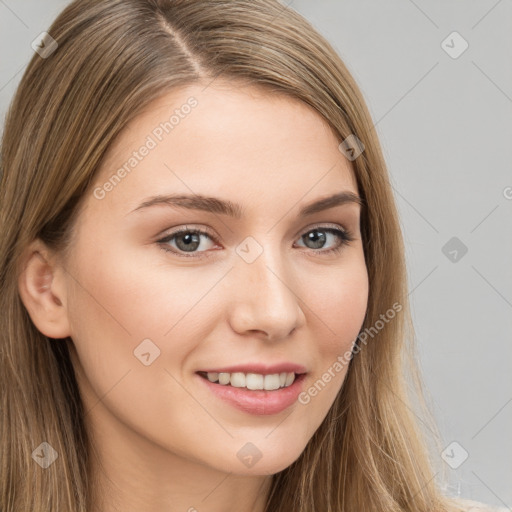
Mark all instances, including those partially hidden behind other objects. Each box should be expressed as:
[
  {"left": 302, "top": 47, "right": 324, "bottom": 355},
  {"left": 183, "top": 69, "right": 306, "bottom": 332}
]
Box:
[{"left": 225, "top": 438, "right": 307, "bottom": 476}]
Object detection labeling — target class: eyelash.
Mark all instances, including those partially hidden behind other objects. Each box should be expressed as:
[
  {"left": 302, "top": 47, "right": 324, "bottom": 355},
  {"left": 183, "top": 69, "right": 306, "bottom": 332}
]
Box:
[{"left": 157, "top": 225, "right": 355, "bottom": 259}]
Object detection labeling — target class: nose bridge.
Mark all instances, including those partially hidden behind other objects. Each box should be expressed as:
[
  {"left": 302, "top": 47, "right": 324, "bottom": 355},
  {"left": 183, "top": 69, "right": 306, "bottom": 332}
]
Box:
[{"left": 229, "top": 236, "right": 304, "bottom": 338}]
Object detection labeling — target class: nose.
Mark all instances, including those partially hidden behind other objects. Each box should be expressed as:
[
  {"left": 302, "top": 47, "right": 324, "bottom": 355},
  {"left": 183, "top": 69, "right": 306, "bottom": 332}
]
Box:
[{"left": 228, "top": 244, "right": 306, "bottom": 341}]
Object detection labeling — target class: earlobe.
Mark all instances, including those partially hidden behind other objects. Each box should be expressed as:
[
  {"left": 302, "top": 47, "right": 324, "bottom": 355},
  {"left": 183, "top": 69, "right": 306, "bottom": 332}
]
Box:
[{"left": 17, "top": 240, "right": 71, "bottom": 339}]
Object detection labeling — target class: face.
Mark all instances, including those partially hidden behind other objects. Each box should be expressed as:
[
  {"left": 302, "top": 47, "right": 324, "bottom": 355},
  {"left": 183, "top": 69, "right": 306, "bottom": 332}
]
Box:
[{"left": 60, "top": 81, "right": 369, "bottom": 476}]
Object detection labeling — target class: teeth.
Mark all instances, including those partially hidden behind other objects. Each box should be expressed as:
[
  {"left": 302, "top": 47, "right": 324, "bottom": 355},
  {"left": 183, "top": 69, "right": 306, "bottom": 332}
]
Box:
[
  {"left": 246, "top": 373, "right": 264, "bottom": 390},
  {"left": 218, "top": 372, "right": 230, "bottom": 385},
  {"left": 205, "top": 371, "right": 296, "bottom": 390},
  {"left": 264, "top": 374, "right": 281, "bottom": 390},
  {"left": 230, "top": 372, "right": 246, "bottom": 388},
  {"left": 285, "top": 372, "right": 295, "bottom": 387}
]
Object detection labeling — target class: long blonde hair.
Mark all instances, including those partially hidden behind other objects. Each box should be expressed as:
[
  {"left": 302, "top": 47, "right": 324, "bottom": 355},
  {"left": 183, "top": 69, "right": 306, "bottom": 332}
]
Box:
[{"left": 0, "top": 0, "right": 463, "bottom": 510}]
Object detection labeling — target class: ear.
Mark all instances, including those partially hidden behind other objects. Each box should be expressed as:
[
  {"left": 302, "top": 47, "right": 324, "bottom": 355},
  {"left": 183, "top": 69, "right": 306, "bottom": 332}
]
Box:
[{"left": 17, "top": 238, "right": 71, "bottom": 339}]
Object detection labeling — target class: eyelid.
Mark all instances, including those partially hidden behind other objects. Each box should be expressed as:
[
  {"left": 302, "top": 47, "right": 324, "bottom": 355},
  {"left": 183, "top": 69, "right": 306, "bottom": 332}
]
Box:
[
  {"left": 157, "top": 225, "right": 219, "bottom": 247},
  {"left": 293, "top": 221, "right": 348, "bottom": 239}
]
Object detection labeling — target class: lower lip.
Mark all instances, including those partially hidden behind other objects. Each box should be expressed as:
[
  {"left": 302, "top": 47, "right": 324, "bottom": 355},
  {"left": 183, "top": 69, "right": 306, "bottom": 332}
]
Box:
[{"left": 196, "top": 373, "right": 307, "bottom": 415}]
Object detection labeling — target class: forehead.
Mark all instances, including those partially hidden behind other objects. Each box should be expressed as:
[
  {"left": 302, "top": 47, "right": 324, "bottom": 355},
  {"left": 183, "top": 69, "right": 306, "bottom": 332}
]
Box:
[{"left": 89, "top": 81, "right": 358, "bottom": 217}]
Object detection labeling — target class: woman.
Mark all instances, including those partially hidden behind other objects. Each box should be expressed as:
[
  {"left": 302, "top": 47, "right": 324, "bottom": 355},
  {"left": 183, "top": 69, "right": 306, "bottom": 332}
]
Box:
[{"left": 0, "top": 1, "right": 506, "bottom": 511}]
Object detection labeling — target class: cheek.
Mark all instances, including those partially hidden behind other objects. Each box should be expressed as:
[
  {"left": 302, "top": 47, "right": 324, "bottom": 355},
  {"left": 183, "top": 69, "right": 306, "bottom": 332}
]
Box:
[
  {"left": 292, "top": 256, "right": 368, "bottom": 415},
  {"left": 64, "top": 244, "right": 161, "bottom": 400},
  {"left": 65, "top": 243, "right": 223, "bottom": 385},
  {"left": 305, "top": 256, "right": 369, "bottom": 355},
  {"left": 64, "top": 254, "right": 207, "bottom": 442},
  {"left": 66, "top": 239, "right": 201, "bottom": 339}
]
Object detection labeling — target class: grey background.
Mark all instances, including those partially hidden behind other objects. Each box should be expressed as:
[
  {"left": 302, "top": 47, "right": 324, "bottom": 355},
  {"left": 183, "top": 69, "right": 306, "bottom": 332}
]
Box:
[{"left": 1, "top": 0, "right": 511, "bottom": 507}]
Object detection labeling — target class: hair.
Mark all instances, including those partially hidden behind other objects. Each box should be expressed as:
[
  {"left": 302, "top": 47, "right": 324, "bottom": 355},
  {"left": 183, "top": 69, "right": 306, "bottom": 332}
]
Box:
[{"left": 0, "top": 0, "right": 465, "bottom": 510}]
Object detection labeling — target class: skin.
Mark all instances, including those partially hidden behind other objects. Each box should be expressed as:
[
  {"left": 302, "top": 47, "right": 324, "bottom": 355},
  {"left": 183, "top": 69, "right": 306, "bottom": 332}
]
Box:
[{"left": 18, "top": 81, "right": 369, "bottom": 512}]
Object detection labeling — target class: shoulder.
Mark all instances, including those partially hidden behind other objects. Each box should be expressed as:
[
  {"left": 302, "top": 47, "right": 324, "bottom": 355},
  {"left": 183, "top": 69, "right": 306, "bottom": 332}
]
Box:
[{"left": 450, "top": 497, "right": 511, "bottom": 512}]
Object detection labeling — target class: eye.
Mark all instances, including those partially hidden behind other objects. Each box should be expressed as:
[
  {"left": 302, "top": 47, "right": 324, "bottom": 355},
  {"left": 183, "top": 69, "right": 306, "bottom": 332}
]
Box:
[
  {"left": 294, "top": 226, "right": 355, "bottom": 255},
  {"left": 157, "top": 224, "right": 355, "bottom": 258},
  {"left": 157, "top": 226, "right": 218, "bottom": 257}
]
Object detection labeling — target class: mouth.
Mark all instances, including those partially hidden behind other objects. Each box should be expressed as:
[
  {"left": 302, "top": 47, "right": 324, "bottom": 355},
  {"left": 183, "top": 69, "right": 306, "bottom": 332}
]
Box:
[
  {"left": 195, "top": 370, "right": 308, "bottom": 415},
  {"left": 196, "top": 370, "right": 306, "bottom": 391}
]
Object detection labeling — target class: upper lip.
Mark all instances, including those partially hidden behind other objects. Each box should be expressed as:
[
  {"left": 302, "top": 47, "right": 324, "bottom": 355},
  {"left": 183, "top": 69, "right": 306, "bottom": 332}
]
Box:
[{"left": 196, "top": 363, "right": 307, "bottom": 375}]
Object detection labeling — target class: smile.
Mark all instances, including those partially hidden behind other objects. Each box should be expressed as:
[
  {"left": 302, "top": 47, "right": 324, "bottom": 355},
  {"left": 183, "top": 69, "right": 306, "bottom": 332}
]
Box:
[
  {"left": 198, "top": 371, "right": 297, "bottom": 390},
  {"left": 196, "top": 371, "right": 308, "bottom": 415}
]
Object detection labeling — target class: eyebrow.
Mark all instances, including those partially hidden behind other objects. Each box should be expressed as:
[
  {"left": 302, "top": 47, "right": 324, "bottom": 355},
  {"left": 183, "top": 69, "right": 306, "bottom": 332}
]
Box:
[{"left": 129, "top": 190, "right": 364, "bottom": 218}]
